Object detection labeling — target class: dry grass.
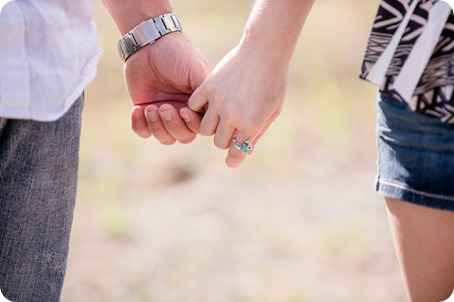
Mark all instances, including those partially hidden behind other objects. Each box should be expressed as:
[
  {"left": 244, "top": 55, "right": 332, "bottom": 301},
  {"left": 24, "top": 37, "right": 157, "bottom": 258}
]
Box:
[{"left": 62, "top": 0, "right": 407, "bottom": 301}]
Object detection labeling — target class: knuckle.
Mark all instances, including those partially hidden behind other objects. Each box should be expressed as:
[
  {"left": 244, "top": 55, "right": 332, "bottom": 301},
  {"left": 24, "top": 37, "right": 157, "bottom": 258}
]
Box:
[
  {"left": 199, "top": 127, "right": 214, "bottom": 136},
  {"left": 159, "top": 137, "right": 176, "bottom": 145},
  {"left": 178, "top": 135, "right": 196, "bottom": 144},
  {"left": 241, "top": 119, "right": 261, "bottom": 133},
  {"left": 131, "top": 126, "right": 151, "bottom": 138},
  {"left": 214, "top": 139, "right": 229, "bottom": 150},
  {"left": 137, "top": 131, "right": 152, "bottom": 139}
]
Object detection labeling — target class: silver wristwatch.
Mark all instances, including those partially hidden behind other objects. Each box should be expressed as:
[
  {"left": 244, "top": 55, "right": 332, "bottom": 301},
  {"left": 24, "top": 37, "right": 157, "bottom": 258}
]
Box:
[{"left": 117, "top": 13, "right": 182, "bottom": 62}]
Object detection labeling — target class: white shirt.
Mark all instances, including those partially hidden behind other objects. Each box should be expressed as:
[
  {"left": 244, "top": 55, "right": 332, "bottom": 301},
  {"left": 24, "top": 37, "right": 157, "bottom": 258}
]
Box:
[{"left": 0, "top": 0, "right": 102, "bottom": 121}]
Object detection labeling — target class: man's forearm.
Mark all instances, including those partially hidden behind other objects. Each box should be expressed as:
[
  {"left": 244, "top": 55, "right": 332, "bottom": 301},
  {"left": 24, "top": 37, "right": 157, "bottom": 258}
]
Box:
[
  {"left": 102, "top": 0, "right": 173, "bottom": 35},
  {"left": 241, "top": 0, "right": 315, "bottom": 64}
]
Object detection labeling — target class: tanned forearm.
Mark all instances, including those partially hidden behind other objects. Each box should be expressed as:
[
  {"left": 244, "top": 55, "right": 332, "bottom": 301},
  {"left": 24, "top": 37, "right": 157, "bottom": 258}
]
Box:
[{"left": 102, "top": 0, "right": 173, "bottom": 35}]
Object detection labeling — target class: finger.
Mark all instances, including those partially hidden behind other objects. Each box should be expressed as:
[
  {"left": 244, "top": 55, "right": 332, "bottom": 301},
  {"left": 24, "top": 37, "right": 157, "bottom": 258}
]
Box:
[
  {"left": 199, "top": 106, "right": 220, "bottom": 136},
  {"left": 188, "top": 85, "right": 208, "bottom": 113},
  {"left": 225, "top": 133, "right": 255, "bottom": 168},
  {"left": 131, "top": 106, "right": 152, "bottom": 138},
  {"left": 213, "top": 119, "right": 236, "bottom": 150},
  {"left": 252, "top": 123, "right": 271, "bottom": 146},
  {"left": 179, "top": 107, "right": 202, "bottom": 133},
  {"left": 158, "top": 104, "right": 196, "bottom": 144},
  {"left": 145, "top": 105, "right": 176, "bottom": 145}
]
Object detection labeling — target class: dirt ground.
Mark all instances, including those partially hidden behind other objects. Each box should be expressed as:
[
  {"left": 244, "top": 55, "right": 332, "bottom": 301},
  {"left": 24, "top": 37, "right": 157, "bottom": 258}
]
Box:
[{"left": 62, "top": 116, "right": 407, "bottom": 302}]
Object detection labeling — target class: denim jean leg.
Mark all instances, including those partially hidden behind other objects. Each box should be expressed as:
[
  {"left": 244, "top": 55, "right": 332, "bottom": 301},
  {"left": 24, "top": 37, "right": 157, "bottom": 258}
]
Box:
[{"left": 0, "top": 95, "right": 84, "bottom": 302}]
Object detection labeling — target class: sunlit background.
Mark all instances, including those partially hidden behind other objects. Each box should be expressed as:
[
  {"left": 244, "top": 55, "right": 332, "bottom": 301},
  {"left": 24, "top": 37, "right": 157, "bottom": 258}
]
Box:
[{"left": 62, "top": 0, "right": 407, "bottom": 301}]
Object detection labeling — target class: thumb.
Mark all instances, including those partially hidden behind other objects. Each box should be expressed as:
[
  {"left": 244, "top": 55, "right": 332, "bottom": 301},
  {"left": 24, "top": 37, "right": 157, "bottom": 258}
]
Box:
[{"left": 189, "top": 55, "right": 210, "bottom": 91}]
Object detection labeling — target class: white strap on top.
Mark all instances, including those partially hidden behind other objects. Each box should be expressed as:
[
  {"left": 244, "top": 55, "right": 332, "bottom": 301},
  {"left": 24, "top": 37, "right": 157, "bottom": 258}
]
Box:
[
  {"left": 365, "top": 0, "right": 419, "bottom": 86},
  {"left": 366, "top": 0, "right": 451, "bottom": 109},
  {"left": 394, "top": 1, "right": 451, "bottom": 109}
]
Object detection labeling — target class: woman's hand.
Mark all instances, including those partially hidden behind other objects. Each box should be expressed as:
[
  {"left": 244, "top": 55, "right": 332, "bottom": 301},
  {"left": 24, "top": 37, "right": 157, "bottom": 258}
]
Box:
[{"left": 188, "top": 44, "right": 289, "bottom": 167}]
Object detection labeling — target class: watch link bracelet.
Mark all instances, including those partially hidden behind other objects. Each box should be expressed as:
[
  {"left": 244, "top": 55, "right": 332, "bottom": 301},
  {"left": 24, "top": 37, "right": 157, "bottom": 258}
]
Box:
[{"left": 117, "top": 13, "right": 182, "bottom": 62}]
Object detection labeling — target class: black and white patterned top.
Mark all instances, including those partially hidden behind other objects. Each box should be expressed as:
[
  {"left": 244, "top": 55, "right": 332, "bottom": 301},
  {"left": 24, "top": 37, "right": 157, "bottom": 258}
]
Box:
[{"left": 360, "top": 0, "right": 454, "bottom": 123}]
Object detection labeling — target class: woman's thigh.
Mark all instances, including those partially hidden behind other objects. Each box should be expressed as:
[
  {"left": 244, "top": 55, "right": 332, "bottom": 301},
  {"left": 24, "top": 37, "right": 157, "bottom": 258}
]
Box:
[{"left": 385, "top": 197, "right": 454, "bottom": 302}]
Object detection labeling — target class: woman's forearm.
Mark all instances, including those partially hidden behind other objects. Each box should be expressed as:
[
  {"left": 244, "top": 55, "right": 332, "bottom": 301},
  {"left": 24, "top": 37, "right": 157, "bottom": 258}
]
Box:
[{"left": 240, "top": 0, "right": 315, "bottom": 64}]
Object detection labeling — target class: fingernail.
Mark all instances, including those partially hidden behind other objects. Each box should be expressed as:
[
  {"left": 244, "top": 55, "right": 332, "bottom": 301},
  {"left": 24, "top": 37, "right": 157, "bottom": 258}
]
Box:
[
  {"left": 180, "top": 113, "right": 191, "bottom": 123},
  {"left": 131, "top": 108, "right": 141, "bottom": 122},
  {"left": 160, "top": 110, "right": 172, "bottom": 122},
  {"left": 145, "top": 109, "right": 159, "bottom": 122}
]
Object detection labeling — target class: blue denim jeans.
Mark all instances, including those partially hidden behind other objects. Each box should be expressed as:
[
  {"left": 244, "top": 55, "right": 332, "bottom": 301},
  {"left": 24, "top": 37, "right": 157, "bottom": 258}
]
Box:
[
  {"left": 376, "top": 93, "right": 454, "bottom": 210},
  {"left": 0, "top": 95, "right": 83, "bottom": 302}
]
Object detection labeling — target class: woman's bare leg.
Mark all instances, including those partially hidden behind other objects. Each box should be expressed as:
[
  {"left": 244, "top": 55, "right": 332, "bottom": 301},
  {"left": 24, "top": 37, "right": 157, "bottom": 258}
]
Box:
[{"left": 385, "top": 197, "right": 454, "bottom": 302}]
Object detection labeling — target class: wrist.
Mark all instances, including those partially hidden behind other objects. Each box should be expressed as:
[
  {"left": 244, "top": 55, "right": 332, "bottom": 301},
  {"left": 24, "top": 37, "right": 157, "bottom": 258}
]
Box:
[
  {"left": 118, "top": 9, "right": 172, "bottom": 35},
  {"left": 118, "top": 13, "right": 182, "bottom": 62},
  {"left": 238, "top": 34, "right": 292, "bottom": 68},
  {"left": 103, "top": 0, "right": 173, "bottom": 35}
]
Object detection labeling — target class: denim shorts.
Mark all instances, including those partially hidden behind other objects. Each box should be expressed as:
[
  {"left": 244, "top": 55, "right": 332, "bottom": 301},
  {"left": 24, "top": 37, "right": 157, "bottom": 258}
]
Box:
[{"left": 376, "top": 93, "right": 454, "bottom": 211}]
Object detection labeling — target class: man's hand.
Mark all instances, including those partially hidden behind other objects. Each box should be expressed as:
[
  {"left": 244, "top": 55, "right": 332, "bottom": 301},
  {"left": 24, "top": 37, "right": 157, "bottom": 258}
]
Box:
[{"left": 124, "top": 32, "right": 210, "bottom": 144}]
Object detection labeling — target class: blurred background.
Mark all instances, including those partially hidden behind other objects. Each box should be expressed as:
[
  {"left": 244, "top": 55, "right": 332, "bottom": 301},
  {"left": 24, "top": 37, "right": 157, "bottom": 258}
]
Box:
[{"left": 62, "top": 0, "right": 408, "bottom": 301}]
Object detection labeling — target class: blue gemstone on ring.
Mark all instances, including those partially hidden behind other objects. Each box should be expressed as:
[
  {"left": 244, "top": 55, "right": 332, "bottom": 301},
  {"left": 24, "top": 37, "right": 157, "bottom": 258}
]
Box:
[
  {"left": 241, "top": 139, "right": 253, "bottom": 153},
  {"left": 232, "top": 137, "right": 253, "bottom": 154}
]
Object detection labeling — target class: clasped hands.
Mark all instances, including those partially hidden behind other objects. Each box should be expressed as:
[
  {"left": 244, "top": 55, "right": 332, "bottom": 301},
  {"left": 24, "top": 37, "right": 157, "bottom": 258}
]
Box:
[{"left": 126, "top": 33, "right": 286, "bottom": 168}]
